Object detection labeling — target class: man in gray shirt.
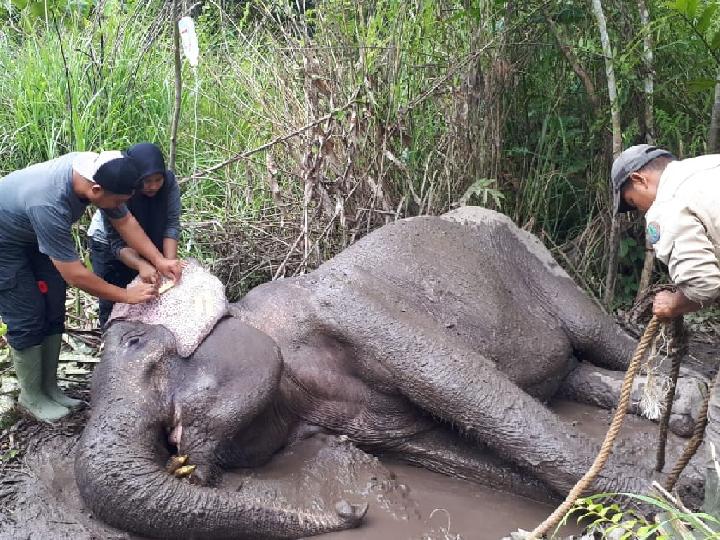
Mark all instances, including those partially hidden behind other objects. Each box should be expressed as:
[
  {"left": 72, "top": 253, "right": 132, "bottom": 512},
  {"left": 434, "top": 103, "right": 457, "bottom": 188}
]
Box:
[{"left": 0, "top": 150, "right": 183, "bottom": 422}]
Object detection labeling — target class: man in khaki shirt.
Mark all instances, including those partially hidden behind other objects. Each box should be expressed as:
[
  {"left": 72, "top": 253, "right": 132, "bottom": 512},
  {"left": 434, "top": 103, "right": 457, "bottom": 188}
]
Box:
[
  {"left": 612, "top": 144, "right": 720, "bottom": 516},
  {"left": 614, "top": 145, "right": 720, "bottom": 316}
]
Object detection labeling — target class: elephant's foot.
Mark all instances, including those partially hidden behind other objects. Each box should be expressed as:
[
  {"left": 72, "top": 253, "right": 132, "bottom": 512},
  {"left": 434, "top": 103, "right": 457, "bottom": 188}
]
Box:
[{"left": 559, "top": 362, "right": 709, "bottom": 437}]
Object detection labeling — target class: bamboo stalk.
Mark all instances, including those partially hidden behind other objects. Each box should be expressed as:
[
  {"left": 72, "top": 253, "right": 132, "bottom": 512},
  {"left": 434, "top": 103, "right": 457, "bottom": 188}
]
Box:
[{"left": 592, "top": 0, "right": 623, "bottom": 308}]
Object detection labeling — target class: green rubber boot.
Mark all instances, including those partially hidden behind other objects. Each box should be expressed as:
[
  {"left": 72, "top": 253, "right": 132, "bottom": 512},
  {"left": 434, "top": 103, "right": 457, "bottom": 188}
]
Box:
[
  {"left": 41, "top": 334, "right": 82, "bottom": 409},
  {"left": 12, "top": 344, "right": 70, "bottom": 422}
]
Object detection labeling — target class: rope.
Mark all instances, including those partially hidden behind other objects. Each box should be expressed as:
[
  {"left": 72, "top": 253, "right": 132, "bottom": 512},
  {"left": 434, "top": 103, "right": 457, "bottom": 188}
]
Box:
[
  {"left": 655, "top": 320, "right": 684, "bottom": 472},
  {"left": 527, "top": 316, "right": 661, "bottom": 540},
  {"left": 664, "top": 387, "right": 711, "bottom": 491}
]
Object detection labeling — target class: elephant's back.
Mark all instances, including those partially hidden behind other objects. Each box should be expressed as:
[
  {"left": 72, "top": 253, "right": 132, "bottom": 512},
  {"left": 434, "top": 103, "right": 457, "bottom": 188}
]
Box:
[{"left": 310, "top": 212, "right": 575, "bottom": 396}]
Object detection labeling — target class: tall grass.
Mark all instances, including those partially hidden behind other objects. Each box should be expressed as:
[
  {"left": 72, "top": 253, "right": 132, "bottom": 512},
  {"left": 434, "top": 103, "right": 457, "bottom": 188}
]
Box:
[
  {"left": 1, "top": 0, "right": 493, "bottom": 299},
  {"left": 0, "top": 0, "right": 717, "bottom": 305}
]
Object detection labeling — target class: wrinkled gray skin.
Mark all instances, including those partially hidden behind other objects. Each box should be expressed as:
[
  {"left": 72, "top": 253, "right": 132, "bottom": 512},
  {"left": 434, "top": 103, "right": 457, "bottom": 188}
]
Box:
[
  {"left": 76, "top": 318, "right": 367, "bottom": 539},
  {"left": 76, "top": 207, "right": 701, "bottom": 539}
]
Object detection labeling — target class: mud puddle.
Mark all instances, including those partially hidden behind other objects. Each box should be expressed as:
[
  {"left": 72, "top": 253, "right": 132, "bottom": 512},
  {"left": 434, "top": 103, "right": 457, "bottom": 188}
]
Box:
[{"left": 0, "top": 400, "right": 696, "bottom": 540}]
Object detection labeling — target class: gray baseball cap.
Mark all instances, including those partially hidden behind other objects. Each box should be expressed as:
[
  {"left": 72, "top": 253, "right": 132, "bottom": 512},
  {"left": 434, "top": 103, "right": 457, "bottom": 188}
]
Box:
[{"left": 611, "top": 144, "right": 674, "bottom": 213}]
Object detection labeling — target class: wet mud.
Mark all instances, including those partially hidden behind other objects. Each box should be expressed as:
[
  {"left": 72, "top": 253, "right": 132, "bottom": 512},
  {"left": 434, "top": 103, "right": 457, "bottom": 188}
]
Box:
[{"left": 0, "top": 397, "right": 700, "bottom": 540}]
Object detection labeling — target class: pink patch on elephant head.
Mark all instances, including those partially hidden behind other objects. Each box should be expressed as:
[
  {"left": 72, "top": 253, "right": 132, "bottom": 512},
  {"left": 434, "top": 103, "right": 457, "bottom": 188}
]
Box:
[{"left": 108, "top": 260, "right": 229, "bottom": 357}]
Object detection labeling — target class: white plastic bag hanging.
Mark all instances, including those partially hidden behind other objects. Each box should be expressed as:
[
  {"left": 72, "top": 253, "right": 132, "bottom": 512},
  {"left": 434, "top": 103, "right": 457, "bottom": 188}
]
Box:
[{"left": 178, "top": 16, "right": 199, "bottom": 67}]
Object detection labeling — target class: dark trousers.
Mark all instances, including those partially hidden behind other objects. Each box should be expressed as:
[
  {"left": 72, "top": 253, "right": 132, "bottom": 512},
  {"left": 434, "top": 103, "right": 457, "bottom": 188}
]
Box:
[
  {"left": 0, "top": 244, "right": 66, "bottom": 350},
  {"left": 89, "top": 239, "right": 137, "bottom": 327}
]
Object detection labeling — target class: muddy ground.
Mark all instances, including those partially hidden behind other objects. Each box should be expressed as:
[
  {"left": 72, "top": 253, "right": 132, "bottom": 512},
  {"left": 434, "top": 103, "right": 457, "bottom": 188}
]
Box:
[
  {"left": 0, "top": 402, "right": 707, "bottom": 540},
  {"left": 0, "top": 337, "right": 717, "bottom": 540}
]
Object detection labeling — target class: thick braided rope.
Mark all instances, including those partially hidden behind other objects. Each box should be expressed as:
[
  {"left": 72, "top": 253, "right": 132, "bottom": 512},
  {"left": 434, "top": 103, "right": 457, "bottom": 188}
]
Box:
[
  {"left": 528, "top": 316, "right": 661, "bottom": 540},
  {"left": 664, "top": 384, "right": 711, "bottom": 491},
  {"left": 655, "top": 332, "right": 683, "bottom": 472}
]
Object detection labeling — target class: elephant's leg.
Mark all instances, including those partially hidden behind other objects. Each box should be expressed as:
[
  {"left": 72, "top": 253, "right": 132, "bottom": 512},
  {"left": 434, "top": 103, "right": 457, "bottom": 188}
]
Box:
[
  {"left": 333, "top": 295, "right": 655, "bottom": 497},
  {"left": 382, "top": 427, "right": 556, "bottom": 504},
  {"left": 527, "top": 256, "right": 637, "bottom": 371},
  {"left": 560, "top": 362, "right": 709, "bottom": 438}
]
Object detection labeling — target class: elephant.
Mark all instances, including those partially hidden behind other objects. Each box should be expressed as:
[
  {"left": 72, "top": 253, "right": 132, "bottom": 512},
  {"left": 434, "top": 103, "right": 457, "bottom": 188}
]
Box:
[{"left": 74, "top": 206, "right": 707, "bottom": 539}]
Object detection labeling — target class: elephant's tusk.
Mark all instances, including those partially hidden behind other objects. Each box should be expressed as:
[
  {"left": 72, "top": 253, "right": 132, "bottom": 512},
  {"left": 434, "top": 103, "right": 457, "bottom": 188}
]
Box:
[
  {"left": 174, "top": 465, "right": 196, "bottom": 478},
  {"left": 166, "top": 455, "right": 189, "bottom": 474}
]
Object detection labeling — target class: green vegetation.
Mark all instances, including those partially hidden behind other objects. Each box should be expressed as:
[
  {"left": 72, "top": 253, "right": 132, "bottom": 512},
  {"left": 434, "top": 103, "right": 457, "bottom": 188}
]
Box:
[
  {"left": 559, "top": 491, "right": 720, "bottom": 539},
  {"left": 0, "top": 0, "right": 719, "bottom": 303}
]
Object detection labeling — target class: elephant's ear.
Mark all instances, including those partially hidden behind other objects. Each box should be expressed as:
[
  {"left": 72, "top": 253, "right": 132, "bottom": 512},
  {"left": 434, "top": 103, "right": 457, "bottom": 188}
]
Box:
[{"left": 109, "top": 260, "right": 229, "bottom": 357}]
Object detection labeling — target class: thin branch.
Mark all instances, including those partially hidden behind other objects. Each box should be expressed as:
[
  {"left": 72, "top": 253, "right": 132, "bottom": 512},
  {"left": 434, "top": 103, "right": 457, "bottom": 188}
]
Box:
[
  {"left": 678, "top": 13, "right": 720, "bottom": 67},
  {"left": 169, "top": 0, "right": 182, "bottom": 171},
  {"left": 544, "top": 13, "right": 600, "bottom": 111},
  {"left": 180, "top": 88, "right": 361, "bottom": 182},
  {"left": 53, "top": 16, "right": 75, "bottom": 149}
]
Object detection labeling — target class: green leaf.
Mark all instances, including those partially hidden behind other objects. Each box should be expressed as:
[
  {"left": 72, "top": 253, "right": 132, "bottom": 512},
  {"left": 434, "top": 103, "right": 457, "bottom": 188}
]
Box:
[
  {"left": 0, "top": 323, "right": 6, "bottom": 338},
  {"left": 0, "top": 448, "right": 18, "bottom": 462},
  {"left": 687, "top": 0, "right": 700, "bottom": 18},
  {"left": 697, "top": 3, "right": 718, "bottom": 33},
  {"left": 667, "top": 0, "right": 690, "bottom": 15},
  {"left": 712, "top": 29, "right": 720, "bottom": 50},
  {"left": 618, "top": 492, "right": 676, "bottom": 512},
  {"left": 28, "top": 3, "right": 42, "bottom": 16},
  {"left": 619, "top": 240, "right": 630, "bottom": 258},
  {"left": 688, "top": 78, "right": 718, "bottom": 92}
]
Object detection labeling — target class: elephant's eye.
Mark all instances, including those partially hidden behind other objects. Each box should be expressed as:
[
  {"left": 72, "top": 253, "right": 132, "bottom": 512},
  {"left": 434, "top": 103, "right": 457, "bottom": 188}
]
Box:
[{"left": 120, "top": 330, "right": 144, "bottom": 348}]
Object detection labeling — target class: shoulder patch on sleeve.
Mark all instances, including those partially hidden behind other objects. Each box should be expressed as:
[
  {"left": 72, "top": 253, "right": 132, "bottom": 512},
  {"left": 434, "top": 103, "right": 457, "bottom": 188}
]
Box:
[{"left": 647, "top": 221, "right": 661, "bottom": 244}]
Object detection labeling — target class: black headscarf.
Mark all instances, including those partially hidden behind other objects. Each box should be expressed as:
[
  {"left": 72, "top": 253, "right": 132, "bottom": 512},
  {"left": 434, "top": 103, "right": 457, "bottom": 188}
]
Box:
[{"left": 125, "top": 143, "right": 170, "bottom": 251}]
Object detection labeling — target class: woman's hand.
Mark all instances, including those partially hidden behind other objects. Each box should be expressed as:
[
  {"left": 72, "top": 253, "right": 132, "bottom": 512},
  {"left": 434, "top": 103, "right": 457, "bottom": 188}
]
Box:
[
  {"left": 138, "top": 263, "right": 159, "bottom": 285},
  {"left": 154, "top": 258, "right": 184, "bottom": 282}
]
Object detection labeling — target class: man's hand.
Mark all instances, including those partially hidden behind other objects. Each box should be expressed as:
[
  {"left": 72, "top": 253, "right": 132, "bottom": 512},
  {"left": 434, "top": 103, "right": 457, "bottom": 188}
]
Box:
[
  {"left": 154, "top": 258, "right": 184, "bottom": 282},
  {"left": 652, "top": 290, "right": 701, "bottom": 320},
  {"left": 124, "top": 282, "right": 158, "bottom": 304},
  {"left": 138, "top": 262, "right": 159, "bottom": 285}
]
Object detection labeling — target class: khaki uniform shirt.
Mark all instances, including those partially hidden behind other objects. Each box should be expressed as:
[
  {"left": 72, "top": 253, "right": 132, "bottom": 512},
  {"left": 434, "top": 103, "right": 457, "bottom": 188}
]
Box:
[{"left": 645, "top": 155, "right": 720, "bottom": 305}]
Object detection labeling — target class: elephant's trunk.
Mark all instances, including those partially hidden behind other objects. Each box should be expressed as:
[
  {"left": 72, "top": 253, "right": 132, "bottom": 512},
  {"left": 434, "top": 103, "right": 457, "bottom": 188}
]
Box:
[{"left": 75, "top": 408, "right": 364, "bottom": 539}]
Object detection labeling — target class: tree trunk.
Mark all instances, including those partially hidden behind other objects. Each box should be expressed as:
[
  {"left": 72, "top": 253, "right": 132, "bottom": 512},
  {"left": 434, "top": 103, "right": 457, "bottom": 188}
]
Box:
[
  {"left": 169, "top": 0, "right": 182, "bottom": 171},
  {"left": 635, "top": 0, "right": 656, "bottom": 302},
  {"left": 592, "top": 0, "right": 623, "bottom": 308},
  {"left": 708, "top": 66, "right": 720, "bottom": 153}
]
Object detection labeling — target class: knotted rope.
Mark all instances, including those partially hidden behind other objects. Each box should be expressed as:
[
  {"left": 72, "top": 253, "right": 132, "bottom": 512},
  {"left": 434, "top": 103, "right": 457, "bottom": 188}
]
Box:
[
  {"left": 650, "top": 315, "right": 712, "bottom": 492},
  {"left": 655, "top": 317, "right": 686, "bottom": 472},
  {"left": 529, "top": 310, "right": 711, "bottom": 539},
  {"left": 527, "top": 316, "right": 661, "bottom": 540},
  {"left": 664, "top": 386, "right": 711, "bottom": 491}
]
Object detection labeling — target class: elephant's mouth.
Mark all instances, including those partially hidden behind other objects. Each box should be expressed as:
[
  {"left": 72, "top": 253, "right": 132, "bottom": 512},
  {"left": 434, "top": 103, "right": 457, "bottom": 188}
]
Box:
[
  {"left": 163, "top": 404, "right": 196, "bottom": 480},
  {"left": 168, "top": 421, "right": 182, "bottom": 447}
]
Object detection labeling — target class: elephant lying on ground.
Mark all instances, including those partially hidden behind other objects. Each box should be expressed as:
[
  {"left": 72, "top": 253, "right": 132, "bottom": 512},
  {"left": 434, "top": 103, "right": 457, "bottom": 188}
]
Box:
[{"left": 75, "top": 207, "right": 706, "bottom": 539}]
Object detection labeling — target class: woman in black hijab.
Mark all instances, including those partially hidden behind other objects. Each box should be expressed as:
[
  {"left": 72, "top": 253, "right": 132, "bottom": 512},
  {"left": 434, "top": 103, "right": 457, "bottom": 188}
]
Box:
[{"left": 88, "top": 142, "right": 182, "bottom": 326}]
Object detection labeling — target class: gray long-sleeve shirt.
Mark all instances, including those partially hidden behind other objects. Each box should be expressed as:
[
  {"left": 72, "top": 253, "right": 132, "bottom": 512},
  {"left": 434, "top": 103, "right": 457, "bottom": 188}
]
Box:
[{"left": 0, "top": 153, "right": 126, "bottom": 266}]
